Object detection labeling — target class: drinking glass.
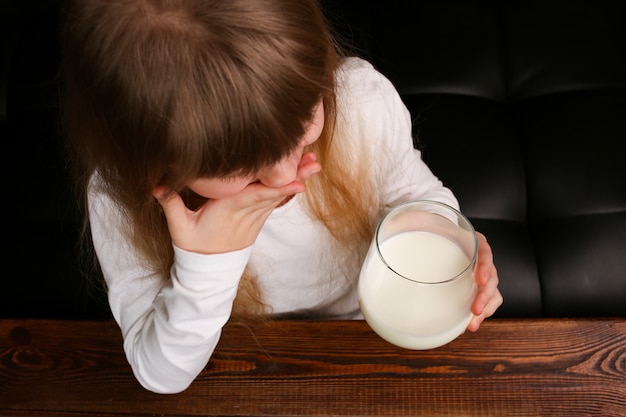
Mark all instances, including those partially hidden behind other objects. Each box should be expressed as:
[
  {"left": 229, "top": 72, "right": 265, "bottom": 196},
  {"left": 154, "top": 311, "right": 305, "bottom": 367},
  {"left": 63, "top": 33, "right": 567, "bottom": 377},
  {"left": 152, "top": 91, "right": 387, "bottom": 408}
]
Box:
[{"left": 358, "top": 200, "right": 477, "bottom": 349}]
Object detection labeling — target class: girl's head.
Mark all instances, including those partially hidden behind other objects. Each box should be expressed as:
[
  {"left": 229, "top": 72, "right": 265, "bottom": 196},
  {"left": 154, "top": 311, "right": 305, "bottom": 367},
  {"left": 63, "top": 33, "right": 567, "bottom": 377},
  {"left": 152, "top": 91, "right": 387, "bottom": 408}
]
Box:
[
  {"left": 62, "top": 0, "right": 378, "bottom": 316},
  {"left": 62, "top": 0, "right": 339, "bottom": 203}
]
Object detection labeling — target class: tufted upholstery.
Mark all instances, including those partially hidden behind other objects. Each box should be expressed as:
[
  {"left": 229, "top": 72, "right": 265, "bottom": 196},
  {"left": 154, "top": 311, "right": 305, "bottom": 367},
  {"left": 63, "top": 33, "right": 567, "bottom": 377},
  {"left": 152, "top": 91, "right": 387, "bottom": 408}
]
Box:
[
  {"left": 325, "top": 0, "right": 626, "bottom": 317},
  {"left": 2, "top": 1, "right": 110, "bottom": 318},
  {"left": 2, "top": 0, "right": 625, "bottom": 319}
]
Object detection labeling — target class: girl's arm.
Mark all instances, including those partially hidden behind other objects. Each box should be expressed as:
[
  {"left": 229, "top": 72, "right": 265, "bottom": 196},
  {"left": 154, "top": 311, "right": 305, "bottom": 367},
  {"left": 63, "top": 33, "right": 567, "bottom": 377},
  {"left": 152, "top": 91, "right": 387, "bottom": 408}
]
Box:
[
  {"left": 337, "top": 57, "right": 458, "bottom": 209},
  {"left": 339, "top": 57, "right": 502, "bottom": 329},
  {"left": 88, "top": 152, "right": 319, "bottom": 393},
  {"left": 88, "top": 185, "right": 248, "bottom": 394}
]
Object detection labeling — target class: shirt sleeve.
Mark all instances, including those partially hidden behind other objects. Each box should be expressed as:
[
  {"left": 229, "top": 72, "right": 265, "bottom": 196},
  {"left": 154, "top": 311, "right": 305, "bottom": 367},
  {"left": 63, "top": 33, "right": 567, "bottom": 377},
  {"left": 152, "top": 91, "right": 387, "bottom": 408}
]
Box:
[
  {"left": 88, "top": 180, "right": 251, "bottom": 393},
  {"left": 337, "top": 57, "right": 459, "bottom": 210}
]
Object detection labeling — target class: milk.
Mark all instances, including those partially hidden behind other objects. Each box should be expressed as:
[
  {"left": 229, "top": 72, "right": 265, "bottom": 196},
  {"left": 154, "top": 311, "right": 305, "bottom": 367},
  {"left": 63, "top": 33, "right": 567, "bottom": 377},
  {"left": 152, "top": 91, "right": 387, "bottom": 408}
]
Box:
[{"left": 358, "top": 230, "right": 476, "bottom": 350}]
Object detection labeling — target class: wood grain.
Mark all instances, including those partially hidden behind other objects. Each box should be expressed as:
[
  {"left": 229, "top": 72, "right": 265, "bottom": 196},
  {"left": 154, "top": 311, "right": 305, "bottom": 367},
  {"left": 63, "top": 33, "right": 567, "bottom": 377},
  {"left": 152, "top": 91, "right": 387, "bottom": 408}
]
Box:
[{"left": 1, "top": 318, "right": 625, "bottom": 416}]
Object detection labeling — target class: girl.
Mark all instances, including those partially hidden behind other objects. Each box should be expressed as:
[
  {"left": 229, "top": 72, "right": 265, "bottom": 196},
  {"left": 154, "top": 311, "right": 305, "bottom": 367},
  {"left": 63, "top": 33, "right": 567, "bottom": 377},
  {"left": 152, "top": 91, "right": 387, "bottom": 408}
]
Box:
[{"left": 61, "top": 0, "right": 502, "bottom": 393}]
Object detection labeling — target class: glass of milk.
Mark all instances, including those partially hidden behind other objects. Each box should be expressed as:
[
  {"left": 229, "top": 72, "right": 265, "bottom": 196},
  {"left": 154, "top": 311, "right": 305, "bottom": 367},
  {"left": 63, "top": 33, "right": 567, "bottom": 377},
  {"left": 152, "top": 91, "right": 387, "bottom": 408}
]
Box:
[{"left": 358, "top": 200, "right": 477, "bottom": 350}]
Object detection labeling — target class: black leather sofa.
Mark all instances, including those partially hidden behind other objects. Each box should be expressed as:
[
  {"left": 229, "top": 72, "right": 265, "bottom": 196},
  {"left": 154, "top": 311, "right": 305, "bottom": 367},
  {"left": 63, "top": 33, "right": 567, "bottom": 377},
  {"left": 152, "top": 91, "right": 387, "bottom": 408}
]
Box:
[{"left": 2, "top": 0, "right": 625, "bottom": 319}]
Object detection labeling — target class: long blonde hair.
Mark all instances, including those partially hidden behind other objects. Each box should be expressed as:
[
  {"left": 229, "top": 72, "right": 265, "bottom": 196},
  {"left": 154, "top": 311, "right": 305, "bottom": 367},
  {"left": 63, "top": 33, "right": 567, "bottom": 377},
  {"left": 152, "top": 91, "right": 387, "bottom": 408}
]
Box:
[{"left": 61, "top": 0, "right": 379, "bottom": 317}]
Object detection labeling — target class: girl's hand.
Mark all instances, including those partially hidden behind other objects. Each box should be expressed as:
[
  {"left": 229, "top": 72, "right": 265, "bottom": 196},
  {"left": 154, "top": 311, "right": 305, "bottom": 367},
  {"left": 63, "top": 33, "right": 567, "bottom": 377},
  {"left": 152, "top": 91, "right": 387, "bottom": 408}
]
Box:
[
  {"left": 467, "top": 232, "right": 503, "bottom": 331},
  {"left": 153, "top": 152, "right": 321, "bottom": 254}
]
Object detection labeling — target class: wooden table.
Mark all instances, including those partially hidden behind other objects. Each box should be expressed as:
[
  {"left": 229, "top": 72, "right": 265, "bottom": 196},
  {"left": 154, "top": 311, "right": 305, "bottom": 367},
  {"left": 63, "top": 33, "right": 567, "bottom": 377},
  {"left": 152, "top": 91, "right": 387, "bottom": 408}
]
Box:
[{"left": 1, "top": 318, "right": 625, "bottom": 416}]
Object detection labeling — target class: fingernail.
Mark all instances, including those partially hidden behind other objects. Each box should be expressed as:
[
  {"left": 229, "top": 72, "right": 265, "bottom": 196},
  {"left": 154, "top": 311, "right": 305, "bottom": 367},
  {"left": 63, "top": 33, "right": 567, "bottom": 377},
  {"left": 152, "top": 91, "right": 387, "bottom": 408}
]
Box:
[{"left": 152, "top": 188, "right": 165, "bottom": 200}]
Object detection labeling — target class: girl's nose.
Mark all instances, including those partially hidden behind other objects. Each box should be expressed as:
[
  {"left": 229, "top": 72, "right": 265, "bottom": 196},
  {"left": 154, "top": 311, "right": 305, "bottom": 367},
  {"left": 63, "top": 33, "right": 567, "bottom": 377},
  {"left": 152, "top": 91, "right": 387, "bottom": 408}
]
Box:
[{"left": 257, "top": 159, "right": 298, "bottom": 188}]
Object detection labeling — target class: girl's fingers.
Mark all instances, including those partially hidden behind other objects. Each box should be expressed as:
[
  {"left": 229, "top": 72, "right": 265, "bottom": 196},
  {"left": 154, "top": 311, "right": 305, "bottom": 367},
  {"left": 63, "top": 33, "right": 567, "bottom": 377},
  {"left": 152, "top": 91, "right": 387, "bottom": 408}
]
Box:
[
  {"left": 153, "top": 187, "right": 199, "bottom": 247},
  {"left": 299, "top": 151, "right": 317, "bottom": 166},
  {"left": 295, "top": 152, "right": 321, "bottom": 183},
  {"left": 153, "top": 187, "right": 187, "bottom": 221},
  {"left": 472, "top": 262, "right": 499, "bottom": 316},
  {"left": 474, "top": 232, "right": 494, "bottom": 286},
  {"left": 467, "top": 231, "right": 503, "bottom": 332},
  {"left": 152, "top": 159, "right": 316, "bottom": 254},
  {"left": 468, "top": 289, "right": 503, "bottom": 332},
  {"left": 243, "top": 181, "right": 306, "bottom": 207}
]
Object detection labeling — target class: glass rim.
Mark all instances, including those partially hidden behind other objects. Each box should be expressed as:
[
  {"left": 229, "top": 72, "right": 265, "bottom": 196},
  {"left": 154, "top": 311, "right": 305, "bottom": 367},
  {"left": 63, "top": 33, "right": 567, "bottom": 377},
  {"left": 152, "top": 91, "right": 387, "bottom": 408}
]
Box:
[{"left": 375, "top": 199, "right": 478, "bottom": 285}]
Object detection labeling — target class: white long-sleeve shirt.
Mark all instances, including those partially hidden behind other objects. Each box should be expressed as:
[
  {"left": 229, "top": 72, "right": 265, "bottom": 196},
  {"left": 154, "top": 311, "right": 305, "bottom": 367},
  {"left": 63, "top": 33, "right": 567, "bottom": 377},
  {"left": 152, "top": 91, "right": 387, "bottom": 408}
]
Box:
[{"left": 88, "top": 57, "right": 457, "bottom": 393}]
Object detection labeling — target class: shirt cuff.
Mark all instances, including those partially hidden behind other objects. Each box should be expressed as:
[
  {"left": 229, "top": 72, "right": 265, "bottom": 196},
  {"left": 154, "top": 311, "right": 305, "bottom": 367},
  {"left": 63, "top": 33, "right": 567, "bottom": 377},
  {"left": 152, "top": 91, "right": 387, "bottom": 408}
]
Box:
[{"left": 172, "top": 244, "right": 253, "bottom": 292}]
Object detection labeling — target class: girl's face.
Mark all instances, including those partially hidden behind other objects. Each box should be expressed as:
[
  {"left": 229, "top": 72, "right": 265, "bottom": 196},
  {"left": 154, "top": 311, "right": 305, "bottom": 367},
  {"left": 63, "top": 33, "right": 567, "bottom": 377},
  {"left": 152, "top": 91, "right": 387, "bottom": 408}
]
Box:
[{"left": 187, "top": 102, "right": 324, "bottom": 200}]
